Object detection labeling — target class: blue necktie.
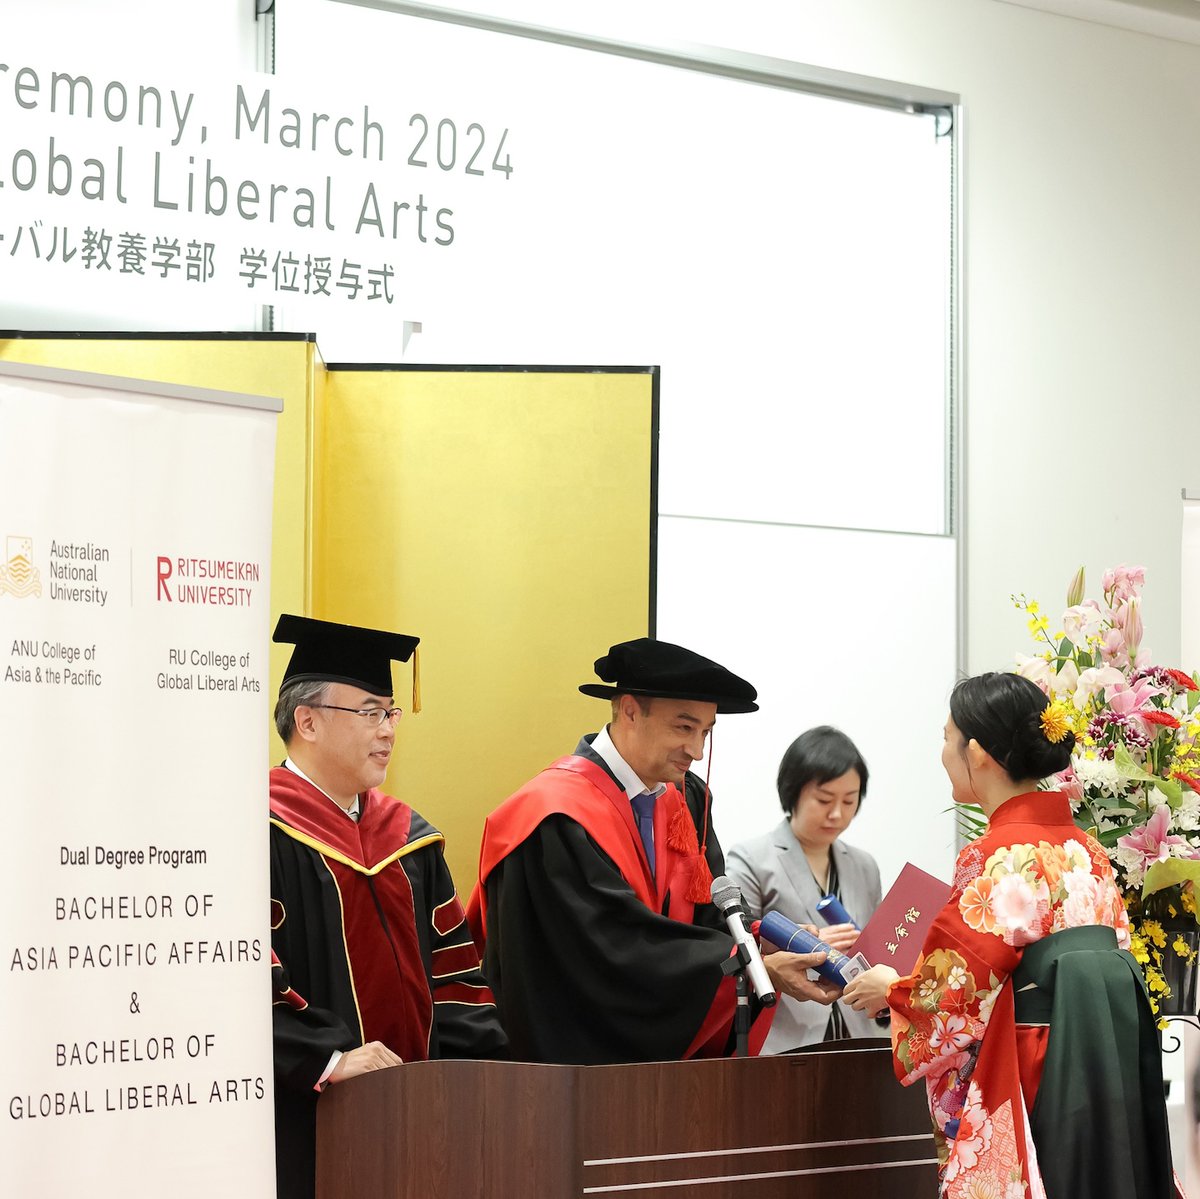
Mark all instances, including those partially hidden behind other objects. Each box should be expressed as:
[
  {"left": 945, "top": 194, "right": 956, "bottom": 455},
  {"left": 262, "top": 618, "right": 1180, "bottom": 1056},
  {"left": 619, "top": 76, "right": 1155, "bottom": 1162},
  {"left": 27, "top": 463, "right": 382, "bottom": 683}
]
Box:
[{"left": 631, "top": 791, "right": 656, "bottom": 875}]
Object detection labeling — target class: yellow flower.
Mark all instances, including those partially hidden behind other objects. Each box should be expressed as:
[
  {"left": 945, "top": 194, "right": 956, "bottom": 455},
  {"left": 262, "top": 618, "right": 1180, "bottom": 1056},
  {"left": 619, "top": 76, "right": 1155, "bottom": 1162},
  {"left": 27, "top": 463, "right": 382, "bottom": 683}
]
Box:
[
  {"left": 1173, "top": 936, "right": 1198, "bottom": 963},
  {"left": 1040, "top": 702, "right": 1071, "bottom": 744},
  {"left": 1143, "top": 920, "right": 1168, "bottom": 949},
  {"left": 1129, "top": 932, "right": 1150, "bottom": 965},
  {"left": 1028, "top": 616, "right": 1049, "bottom": 635},
  {"left": 1028, "top": 601, "right": 1040, "bottom": 616}
]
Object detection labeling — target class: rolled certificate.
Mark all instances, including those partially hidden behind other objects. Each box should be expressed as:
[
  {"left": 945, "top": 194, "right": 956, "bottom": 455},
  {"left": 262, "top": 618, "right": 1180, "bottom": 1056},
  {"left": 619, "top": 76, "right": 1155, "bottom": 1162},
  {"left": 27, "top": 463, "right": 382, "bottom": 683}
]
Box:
[
  {"left": 815, "top": 893, "right": 857, "bottom": 929},
  {"left": 760, "top": 910, "right": 868, "bottom": 987}
]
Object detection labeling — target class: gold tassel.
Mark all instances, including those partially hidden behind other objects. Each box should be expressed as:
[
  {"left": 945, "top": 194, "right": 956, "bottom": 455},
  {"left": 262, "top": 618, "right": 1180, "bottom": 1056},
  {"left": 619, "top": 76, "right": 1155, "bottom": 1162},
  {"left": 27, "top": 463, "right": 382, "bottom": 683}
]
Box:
[{"left": 411, "top": 646, "right": 421, "bottom": 715}]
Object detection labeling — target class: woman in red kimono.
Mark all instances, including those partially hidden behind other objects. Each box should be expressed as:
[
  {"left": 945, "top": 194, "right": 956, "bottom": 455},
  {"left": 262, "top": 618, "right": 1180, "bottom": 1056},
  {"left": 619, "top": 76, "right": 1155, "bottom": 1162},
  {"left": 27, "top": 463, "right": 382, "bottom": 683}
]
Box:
[{"left": 843, "top": 672, "right": 1175, "bottom": 1199}]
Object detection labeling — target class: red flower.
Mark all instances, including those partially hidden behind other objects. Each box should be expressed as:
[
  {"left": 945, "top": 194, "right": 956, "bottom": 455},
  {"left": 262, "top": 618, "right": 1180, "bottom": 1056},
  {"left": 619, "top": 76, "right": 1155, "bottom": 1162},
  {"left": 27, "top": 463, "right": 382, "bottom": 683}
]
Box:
[
  {"left": 1141, "top": 710, "right": 1181, "bottom": 729},
  {"left": 940, "top": 986, "right": 971, "bottom": 1017},
  {"left": 1165, "top": 668, "right": 1199, "bottom": 692},
  {"left": 1173, "top": 771, "right": 1200, "bottom": 794},
  {"left": 905, "top": 1024, "right": 933, "bottom": 1067}
]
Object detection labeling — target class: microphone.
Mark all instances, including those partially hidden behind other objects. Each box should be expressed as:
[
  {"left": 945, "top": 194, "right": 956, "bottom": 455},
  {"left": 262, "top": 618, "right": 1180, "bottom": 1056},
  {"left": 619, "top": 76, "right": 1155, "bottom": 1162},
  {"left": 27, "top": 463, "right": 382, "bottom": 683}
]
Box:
[
  {"left": 759, "top": 911, "right": 869, "bottom": 987},
  {"left": 710, "top": 876, "right": 776, "bottom": 1008}
]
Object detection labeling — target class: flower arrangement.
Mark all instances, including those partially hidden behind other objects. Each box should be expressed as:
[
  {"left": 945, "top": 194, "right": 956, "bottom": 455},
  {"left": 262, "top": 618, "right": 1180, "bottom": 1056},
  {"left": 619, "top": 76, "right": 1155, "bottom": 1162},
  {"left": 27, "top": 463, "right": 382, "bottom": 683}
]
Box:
[{"left": 1011, "top": 565, "right": 1200, "bottom": 1019}]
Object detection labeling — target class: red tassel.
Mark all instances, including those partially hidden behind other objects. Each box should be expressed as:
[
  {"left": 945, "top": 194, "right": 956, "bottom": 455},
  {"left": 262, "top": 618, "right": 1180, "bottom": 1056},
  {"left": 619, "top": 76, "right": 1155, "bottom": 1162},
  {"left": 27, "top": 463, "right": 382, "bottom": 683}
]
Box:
[
  {"left": 685, "top": 853, "right": 713, "bottom": 904},
  {"left": 669, "top": 728, "right": 719, "bottom": 906},
  {"left": 666, "top": 793, "right": 699, "bottom": 854},
  {"left": 690, "top": 731, "right": 715, "bottom": 903}
]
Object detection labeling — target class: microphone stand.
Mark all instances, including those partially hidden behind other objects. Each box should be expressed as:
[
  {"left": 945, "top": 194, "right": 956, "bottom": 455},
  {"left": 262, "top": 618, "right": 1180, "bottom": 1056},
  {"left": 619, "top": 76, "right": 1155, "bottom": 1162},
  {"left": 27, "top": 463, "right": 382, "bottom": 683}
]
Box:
[{"left": 720, "top": 944, "right": 755, "bottom": 1058}]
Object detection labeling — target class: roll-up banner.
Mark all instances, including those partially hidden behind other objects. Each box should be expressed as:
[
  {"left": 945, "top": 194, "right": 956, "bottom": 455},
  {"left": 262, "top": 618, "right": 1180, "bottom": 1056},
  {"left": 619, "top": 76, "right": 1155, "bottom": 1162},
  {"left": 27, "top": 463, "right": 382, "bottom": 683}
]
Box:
[{"left": 0, "top": 361, "right": 278, "bottom": 1195}]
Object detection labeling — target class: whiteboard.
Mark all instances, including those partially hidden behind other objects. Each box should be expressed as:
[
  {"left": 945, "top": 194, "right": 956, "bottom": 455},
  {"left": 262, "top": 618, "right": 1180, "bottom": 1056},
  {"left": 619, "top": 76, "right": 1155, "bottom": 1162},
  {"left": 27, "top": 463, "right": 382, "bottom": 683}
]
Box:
[{"left": 274, "top": 0, "right": 954, "bottom": 537}]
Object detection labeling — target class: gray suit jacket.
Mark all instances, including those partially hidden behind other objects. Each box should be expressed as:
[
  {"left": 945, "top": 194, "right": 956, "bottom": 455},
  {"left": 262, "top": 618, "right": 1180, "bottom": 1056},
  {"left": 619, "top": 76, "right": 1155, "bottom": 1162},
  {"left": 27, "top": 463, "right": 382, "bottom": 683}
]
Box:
[{"left": 726, "top": 820, "right": 885, "bottom": 1052}]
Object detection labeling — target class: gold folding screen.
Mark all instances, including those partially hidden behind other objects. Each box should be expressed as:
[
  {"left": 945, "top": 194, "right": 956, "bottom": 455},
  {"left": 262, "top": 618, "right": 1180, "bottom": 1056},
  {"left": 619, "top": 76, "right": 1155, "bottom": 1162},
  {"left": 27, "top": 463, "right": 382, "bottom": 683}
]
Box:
[
  {"left": 0, "top": 337, "right": 656, "bottom": 885},
  {"left": 314, "top": 365, "right": 656, "bottom": 884}
]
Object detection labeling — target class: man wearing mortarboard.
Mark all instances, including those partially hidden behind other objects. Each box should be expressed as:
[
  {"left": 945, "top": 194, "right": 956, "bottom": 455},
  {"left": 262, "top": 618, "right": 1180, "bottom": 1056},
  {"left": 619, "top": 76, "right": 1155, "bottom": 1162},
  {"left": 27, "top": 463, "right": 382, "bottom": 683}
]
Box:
[
  {"left": 469, "top": 637, "right": 837, "bottom": 1065},
  {"left": 268, "top": 615, "right": 506, "bottom": 1199}
]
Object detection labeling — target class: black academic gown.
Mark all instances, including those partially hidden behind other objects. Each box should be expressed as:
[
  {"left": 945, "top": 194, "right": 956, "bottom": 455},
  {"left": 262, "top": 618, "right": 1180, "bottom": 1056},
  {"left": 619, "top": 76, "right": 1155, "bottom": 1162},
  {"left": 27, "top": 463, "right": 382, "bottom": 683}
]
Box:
[
  {"left": 481, "top": 740, "right": 743, "bottom": 1064},
  {"left": 270, "top": 769, "right": 506, "bottom": 1199}
]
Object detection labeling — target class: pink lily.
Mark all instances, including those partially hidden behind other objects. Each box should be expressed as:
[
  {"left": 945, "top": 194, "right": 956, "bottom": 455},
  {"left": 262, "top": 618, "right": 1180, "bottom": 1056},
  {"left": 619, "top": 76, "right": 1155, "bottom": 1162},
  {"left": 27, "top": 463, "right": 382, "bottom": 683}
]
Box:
[
  {"left": 1099, "top": 627, "right": 1129, "bottom": 668},
  {"left": 1054, "top": 765, "right": 1084, "bottom": 803},
  {"left": 1116, "top": 598, "right": 1144, "bottom": 663},
  {"left": 1116, "top": 805, "right": 1194, "bottom": 874},
  {"left": 1102, "top": 564, "right": 1146, "bottom": 603},
  {"left": 1105, "top": 679, "right": 1165, "bottom": 734}
]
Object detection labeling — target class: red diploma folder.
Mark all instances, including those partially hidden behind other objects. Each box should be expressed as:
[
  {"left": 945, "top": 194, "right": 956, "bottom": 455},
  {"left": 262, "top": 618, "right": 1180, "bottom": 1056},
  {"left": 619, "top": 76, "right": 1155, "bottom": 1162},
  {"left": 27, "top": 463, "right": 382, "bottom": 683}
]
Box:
[{"left": 854, "top": 862, "right": 951, "bottom": 977}]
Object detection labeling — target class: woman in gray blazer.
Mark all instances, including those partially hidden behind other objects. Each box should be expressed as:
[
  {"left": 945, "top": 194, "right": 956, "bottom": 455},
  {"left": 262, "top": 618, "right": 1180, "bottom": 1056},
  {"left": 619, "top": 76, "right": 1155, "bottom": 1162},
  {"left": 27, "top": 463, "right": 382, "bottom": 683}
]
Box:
[{"left": 726, "top": 726, "right": 885, "bottom": 1052}]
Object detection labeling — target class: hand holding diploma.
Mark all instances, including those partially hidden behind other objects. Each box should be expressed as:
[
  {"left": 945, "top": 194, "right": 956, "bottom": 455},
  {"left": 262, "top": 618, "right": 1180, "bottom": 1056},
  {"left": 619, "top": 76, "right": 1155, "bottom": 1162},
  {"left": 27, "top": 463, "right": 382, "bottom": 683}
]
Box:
[
  {"left": 761, "top": 949, "right": 841, "bottom": 1005},
  {"left": 841, "top": 964, "right": 899, "bottom": 1017}
]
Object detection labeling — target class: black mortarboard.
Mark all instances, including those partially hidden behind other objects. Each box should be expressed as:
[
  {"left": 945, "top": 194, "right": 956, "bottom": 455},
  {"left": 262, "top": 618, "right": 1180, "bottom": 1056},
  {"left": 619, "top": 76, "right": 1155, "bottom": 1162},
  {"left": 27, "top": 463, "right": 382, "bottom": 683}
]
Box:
[
  {"left": 273, "top": 614, "right": 420, "bottom": 698},
  {"left": 579, "top": 637, "right": 758, "bottom": 714}
]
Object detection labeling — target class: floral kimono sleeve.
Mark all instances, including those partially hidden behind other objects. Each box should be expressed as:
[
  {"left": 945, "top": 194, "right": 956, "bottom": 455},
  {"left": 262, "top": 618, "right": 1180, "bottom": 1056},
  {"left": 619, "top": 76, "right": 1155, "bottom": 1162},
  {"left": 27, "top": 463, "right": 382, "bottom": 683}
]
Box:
[
  {"left": 886, "top": 850, "right": 1028, "bottom": 1195},
  {"left": 886, "top": 832, "right": 1130, "bottom": 1199},
  {"left": 887, "top": 887, "right": 1019, "bottom": 1096}
]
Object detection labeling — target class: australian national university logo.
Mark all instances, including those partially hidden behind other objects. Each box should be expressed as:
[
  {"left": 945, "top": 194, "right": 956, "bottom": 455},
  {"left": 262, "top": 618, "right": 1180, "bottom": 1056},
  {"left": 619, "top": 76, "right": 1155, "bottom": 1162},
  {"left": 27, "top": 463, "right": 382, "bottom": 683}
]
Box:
[{"left": 0, "top": 536, "right": 42, "bottom": 599}]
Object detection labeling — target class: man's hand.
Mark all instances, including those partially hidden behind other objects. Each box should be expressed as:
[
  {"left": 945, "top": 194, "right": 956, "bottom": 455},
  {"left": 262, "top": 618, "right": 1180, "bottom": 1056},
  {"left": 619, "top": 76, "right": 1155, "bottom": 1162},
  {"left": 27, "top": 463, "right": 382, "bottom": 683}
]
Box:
[
  {"left": 328, "top": 1041, "right": 403, "bottom": 1084},
  {"left": 763, "top": 950, "right": 840, "bottom": 1005}
]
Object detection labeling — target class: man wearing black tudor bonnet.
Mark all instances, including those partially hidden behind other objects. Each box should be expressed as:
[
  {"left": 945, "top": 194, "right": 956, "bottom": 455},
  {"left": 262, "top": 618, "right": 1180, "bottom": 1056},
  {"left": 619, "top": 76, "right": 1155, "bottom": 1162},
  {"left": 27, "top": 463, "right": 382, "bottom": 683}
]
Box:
[
  {"left": 470, "top": 636, "right": 837, "bottom": 1065},
  {"left": 268, "top": 614, "right": 505, "bottom": 1199}
]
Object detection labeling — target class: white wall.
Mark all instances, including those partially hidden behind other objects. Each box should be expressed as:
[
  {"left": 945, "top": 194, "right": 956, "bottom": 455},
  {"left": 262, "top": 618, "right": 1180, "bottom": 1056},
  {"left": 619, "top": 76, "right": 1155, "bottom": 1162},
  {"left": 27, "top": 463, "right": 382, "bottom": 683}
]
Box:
[
  {"left": 658, "top": 518, "right": 959, "bottom": 891},
  {"left": 444, "top": 0, "right": 1200, "bottom": 675}
]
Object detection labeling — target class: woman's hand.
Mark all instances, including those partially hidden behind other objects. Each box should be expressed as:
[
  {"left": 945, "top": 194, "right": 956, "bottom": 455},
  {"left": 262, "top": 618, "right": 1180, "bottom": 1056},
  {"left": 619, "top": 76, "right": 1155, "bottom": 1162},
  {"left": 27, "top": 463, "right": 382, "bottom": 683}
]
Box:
[
  {"left": 841, "top": 965, "right": 899, "bottom": 1017},
  {"left": 819, "top": 923, "right": 860, "bottom": 953}
]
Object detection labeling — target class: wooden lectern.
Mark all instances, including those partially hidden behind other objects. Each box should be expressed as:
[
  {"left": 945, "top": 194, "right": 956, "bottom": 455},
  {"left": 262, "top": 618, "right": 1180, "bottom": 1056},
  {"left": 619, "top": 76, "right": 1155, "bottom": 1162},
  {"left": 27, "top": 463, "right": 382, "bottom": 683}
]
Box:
[{"left": 315, "top": 1041, "right": 938, "bottom": 1198}]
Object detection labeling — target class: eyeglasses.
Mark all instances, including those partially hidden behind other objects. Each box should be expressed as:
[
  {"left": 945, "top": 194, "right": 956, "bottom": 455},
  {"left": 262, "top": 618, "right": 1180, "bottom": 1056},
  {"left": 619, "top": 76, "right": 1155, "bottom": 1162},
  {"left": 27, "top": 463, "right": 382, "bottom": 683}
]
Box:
[{"left": 308, "top": 704, "right": 403, "bottom": 727}]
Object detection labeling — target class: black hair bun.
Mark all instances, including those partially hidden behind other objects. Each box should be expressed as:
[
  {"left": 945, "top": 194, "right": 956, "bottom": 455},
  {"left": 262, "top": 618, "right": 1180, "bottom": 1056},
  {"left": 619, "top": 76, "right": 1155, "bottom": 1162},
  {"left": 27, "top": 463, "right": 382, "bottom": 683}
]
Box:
[
  {"left": 950, "top": 672, "right": 1074, "bottom": 784},
  {"left": 1004, "top": 708, "right": 1074, "bottom": 780}
]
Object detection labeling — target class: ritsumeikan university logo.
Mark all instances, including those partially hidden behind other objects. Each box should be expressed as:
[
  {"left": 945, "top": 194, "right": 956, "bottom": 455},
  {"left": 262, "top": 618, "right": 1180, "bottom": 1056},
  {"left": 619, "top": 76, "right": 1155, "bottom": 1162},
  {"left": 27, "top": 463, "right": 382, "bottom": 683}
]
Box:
[
  {"left": 155, "top": 554, "right": 262, "bottom": 607},
  {"left": 0, "top": 535, "right": 42, "bottom": 599}
]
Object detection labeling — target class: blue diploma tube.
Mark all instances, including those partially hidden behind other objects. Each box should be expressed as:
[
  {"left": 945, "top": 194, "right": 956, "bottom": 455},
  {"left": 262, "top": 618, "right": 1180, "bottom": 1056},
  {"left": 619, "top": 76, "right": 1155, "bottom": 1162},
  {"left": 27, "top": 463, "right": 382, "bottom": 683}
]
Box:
[
  {"left": 759, "top": 911, "right": 866, "bottom": 987},
  {"left": 815, "top": 893, "right": 857, "bottom": 929}
]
